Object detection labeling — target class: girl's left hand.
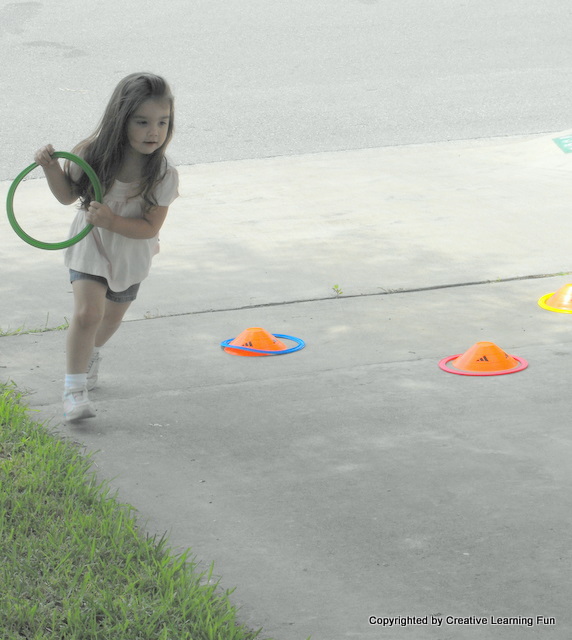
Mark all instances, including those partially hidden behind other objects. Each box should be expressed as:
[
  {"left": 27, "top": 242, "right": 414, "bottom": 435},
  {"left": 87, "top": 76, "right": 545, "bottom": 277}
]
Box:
[{"left": 86, "top": 202, "right": 115, "bottom": 231}]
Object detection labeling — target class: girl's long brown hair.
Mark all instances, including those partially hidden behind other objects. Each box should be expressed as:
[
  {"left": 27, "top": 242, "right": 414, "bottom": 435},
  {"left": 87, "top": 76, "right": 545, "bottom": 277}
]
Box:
[{"left": 67, "top": 72, "right": 175, "bottom": 211}]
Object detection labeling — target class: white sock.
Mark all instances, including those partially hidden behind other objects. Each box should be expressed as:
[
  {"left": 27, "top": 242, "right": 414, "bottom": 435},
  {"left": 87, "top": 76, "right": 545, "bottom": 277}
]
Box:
[{"left": 65, "top": 373, "right": 87, "bottom": 390}]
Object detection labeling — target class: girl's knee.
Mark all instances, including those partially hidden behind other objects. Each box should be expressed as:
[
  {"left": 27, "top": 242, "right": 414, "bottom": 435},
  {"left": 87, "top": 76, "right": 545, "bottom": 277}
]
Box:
[
  {"left": 73, "top": 305, "right": 103, "bottom": 329},
  {"left": 71, "top": 280, "right": 106, "bottom": 329}
]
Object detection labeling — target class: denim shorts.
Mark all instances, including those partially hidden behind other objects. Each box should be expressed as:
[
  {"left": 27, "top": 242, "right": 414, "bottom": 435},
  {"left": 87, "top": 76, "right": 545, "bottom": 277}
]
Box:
[{"left": 69, "top": 269, "right": 140, "bottom": 303}]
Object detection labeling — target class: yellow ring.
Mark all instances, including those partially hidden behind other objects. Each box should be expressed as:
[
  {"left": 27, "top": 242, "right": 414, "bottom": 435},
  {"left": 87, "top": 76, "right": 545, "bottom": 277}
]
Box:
[{"left": 537, "top": 292, "right": 572, "bottom": 313}]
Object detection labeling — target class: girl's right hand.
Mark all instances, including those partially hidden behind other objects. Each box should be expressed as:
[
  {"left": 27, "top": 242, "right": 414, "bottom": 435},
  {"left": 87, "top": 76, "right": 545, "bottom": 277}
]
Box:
[{"left": 34, "top": 144, "right": 58, "bottom": 168}]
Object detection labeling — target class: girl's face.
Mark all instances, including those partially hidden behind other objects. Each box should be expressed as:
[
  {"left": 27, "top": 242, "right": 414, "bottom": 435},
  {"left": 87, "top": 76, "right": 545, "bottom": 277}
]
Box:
[{"left": 126, "top": 98, "right": 171, "bottom": 156}]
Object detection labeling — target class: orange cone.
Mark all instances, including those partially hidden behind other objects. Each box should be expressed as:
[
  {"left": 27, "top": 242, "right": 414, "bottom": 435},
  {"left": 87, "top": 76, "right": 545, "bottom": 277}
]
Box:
[
  {"left": 223, "top": 327, "right": 288, "bottom": 357},
  {"left": 451, "top": 342, "right": 520, "bottom": 372},
  {"left": 439, "top": 341, "right": 528, "bottom": 376},
  {"left": 538, "top": 283, "right": 572, "bottom": 313}
]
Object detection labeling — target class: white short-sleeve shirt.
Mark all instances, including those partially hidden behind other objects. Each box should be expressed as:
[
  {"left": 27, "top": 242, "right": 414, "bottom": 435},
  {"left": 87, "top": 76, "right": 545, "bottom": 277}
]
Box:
[{"left": 64, "top": 161, "right": 179, "bottom": 292}]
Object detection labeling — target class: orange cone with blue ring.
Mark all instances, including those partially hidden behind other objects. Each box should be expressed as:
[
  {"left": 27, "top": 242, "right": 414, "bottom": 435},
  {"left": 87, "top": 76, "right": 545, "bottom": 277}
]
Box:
[{"left": 224, "top": 327, "right": 288, "bottom": 357}]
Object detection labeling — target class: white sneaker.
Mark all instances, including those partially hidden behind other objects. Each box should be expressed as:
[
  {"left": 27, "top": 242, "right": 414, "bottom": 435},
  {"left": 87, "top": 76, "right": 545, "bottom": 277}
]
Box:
[
  {"left": 63, "top": 387, "right": 96, "bottom": 422},
  {"left": 87, "top": 352, "right": 102, "bottom": 391}
]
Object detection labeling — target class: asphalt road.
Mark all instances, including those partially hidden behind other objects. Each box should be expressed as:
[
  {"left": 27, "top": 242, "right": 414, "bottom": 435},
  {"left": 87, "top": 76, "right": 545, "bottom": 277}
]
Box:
[{"left": 1, "top": 0, "right": 571, "bottom": 180}]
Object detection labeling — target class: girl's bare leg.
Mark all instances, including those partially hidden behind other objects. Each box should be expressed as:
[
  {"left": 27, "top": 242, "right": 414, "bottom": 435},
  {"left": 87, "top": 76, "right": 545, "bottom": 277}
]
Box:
[
  {"left": 94, "top": 298, "right": 132, "bottom": 348},
  {"left": 66, "top": 280, "right": 107, "bottom": 374}
]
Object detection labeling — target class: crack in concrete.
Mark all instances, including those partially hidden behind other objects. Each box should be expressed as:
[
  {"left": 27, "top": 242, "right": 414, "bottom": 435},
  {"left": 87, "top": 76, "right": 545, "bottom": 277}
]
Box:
[{"left": 130, "top": 270, "right": 572, "bottom": 322}]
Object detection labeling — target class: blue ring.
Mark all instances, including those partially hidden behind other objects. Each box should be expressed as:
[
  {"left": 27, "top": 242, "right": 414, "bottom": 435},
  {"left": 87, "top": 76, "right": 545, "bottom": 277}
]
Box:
[{"left": 221, "top": 333, "right": 305, "bottom": 355}]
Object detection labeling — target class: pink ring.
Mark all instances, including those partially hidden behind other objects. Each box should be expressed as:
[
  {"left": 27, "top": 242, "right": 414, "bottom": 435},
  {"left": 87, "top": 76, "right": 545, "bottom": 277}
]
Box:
[{"left": 438, "top": 354, "right": 528, "bottom": 376}]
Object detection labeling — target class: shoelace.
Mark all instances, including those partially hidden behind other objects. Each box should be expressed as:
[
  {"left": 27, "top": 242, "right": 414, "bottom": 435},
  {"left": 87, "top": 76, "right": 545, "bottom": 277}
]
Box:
[{"left": 68, "top": 390, "right": 87, "bottom": 402}]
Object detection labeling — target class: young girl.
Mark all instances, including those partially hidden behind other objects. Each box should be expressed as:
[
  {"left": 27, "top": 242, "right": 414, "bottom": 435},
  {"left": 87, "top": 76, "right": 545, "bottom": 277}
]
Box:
[{"left": 34, "top": 72, "right": 179, "bottom": 422}]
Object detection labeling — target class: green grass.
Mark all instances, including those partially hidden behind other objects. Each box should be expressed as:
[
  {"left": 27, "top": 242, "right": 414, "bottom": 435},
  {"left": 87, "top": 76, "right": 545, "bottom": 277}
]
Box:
[
  {"left": 0, "top": 314, "right": 70, "bottom": 337},
  {"left": 0, "top": 383, "right": 267, "bottom": 640}
]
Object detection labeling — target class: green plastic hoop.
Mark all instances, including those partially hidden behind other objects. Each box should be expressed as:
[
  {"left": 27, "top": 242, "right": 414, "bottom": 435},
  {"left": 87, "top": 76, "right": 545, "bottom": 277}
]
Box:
[{"left": 6, "top": 151, "right": 101, "bottom": 251}]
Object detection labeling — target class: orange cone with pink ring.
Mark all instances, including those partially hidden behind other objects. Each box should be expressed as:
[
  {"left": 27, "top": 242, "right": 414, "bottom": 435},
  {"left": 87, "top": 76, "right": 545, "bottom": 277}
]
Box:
[{"left": 439, "top": 341, "right": 528, "bottom": 376}]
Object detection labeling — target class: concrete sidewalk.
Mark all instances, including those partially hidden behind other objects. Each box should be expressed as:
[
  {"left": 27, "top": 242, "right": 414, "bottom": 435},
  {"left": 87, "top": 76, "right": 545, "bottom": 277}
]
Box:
[{"left": 1, "top": 133, "right": 572, "bottom": 639}]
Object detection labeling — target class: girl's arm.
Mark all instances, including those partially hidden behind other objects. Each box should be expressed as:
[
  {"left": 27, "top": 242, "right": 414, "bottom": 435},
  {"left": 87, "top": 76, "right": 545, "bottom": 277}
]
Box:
[
  {"left": 86, "top": 202, "right": 169, "bottom": 240},
  {"left": 34, "top": 145, "right": 77, "bottom": 205}
]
